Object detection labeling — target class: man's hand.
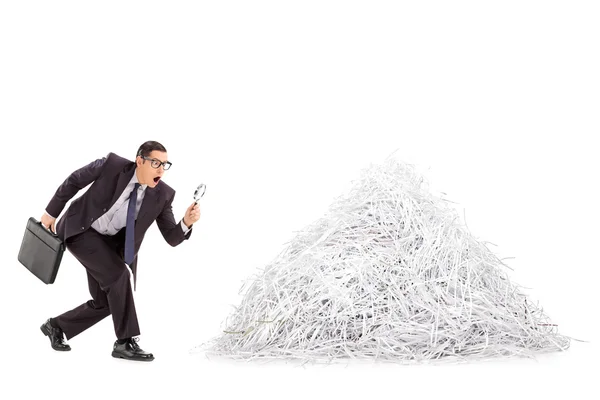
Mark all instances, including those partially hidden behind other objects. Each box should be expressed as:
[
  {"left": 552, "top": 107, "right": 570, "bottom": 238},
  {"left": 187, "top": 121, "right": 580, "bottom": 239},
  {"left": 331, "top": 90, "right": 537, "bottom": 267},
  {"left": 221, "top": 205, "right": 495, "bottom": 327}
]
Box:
[
  {"left": 41, "top": 213, "right": 56, "bottom": 233},
  {"left": 183, "top": 202, "right": 201, "bottom": 228}
]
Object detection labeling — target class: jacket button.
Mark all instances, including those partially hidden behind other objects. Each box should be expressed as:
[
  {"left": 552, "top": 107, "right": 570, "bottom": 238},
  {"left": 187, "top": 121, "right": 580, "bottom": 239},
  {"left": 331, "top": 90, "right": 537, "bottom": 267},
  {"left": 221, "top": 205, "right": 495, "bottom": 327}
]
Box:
[
  {"left": 80, "top": 227, "right": 85, "bottom": 230},
  {"left": 103, "top": 208, "right": 106, "bottom": 212},
  {"left": 90, "top": 217, "right": 94, "bottom": 222}
]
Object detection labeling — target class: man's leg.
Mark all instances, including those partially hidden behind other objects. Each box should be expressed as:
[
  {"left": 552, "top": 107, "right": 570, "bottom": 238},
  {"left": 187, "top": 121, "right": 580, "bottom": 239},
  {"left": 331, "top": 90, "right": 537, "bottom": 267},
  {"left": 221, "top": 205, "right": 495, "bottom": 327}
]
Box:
[
  {"left": 52, "top": 229, "right": 140, "bottom": 341},
  {"left": 52, "top": 270, "right": 110, "bottom": 339}
]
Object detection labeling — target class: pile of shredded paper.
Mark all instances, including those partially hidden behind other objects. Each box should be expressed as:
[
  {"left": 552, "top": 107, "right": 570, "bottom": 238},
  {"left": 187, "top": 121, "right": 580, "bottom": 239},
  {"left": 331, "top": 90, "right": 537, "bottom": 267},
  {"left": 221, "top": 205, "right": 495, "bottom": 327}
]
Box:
[{"left": 197, "top": 156, "right": 570, "bottom": 363}]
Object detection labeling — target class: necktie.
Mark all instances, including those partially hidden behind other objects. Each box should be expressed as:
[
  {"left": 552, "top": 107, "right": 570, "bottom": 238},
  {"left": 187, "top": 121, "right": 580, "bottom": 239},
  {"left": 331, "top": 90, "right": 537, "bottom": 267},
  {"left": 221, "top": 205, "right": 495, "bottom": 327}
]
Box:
[{"left": 124, "top": 183, "right": 140, "bottom": 265}]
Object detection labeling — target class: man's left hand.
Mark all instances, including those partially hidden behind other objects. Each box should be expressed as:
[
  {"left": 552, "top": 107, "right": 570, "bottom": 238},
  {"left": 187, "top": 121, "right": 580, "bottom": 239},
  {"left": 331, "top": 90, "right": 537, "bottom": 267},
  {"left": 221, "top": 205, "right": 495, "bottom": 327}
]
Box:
[{"left": 183, "top": 202, "right": 201, "bottom": 228}]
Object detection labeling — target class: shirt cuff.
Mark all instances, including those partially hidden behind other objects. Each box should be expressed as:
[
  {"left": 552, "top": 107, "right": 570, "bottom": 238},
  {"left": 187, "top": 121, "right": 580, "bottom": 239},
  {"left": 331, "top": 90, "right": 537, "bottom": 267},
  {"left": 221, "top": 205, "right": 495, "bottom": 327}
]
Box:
[
  {"left": 45, "top": 211, "right": 56, "bottom": 219},
  {"left": 180, "top": 220, "right": 192, "bottom": 234}
]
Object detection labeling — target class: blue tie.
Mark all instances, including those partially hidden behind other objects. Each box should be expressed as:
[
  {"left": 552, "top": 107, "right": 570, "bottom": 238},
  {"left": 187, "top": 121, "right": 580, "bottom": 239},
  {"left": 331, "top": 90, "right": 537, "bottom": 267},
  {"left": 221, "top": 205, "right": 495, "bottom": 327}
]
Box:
[{"left": 124, "top": 183, "right": 140, "bottom": 265}]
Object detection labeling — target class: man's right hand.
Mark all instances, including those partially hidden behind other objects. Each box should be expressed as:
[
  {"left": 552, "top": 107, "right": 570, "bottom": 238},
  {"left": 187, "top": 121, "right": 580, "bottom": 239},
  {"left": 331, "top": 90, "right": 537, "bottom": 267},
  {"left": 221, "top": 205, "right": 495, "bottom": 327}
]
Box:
[{"left": 41, "top": 213, "right": 56, "bottom": 233}]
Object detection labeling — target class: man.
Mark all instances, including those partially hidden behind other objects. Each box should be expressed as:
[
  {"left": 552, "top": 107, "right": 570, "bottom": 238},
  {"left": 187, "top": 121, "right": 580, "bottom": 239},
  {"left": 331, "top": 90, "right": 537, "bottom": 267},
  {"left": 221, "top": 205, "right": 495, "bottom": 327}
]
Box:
[{"left": 38, "top": 141, "right": 200, "bottom": 362}]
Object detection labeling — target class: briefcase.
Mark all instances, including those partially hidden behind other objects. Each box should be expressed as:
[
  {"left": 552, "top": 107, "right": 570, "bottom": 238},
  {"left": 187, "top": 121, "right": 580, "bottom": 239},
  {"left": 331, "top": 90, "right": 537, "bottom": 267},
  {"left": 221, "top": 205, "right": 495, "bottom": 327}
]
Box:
[{"left": 17, "top": 217, "right": 65, "bottom": 284}]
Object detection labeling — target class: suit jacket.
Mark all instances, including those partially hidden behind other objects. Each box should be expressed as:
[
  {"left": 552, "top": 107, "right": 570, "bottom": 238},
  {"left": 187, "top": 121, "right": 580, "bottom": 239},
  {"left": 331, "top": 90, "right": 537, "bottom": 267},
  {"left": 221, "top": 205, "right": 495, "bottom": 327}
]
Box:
[{"left": 46, "top": 152, "right": 192, "bottom": 289}]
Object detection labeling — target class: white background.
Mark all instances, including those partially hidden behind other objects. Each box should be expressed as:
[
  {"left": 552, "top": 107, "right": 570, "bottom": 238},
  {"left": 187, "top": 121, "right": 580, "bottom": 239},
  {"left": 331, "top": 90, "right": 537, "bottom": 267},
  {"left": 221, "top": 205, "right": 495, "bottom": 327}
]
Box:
[{"left": 1, "top": 1, "right": 598, "bottom": 399}]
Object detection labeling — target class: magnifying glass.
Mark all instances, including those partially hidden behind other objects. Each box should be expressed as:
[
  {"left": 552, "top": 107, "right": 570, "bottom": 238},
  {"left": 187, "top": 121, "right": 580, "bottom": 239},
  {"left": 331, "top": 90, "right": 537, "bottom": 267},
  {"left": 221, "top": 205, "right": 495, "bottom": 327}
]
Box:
[{"left": 194, "top": 183, "right": 206, "bottom": 204}]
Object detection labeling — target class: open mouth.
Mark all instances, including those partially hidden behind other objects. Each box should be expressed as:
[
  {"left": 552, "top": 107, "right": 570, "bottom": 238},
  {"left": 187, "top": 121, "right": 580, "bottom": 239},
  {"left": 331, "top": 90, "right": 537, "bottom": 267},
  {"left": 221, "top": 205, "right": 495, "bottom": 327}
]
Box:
[{"left": 153, "top": 176, "right": 161, "bottom": 184}]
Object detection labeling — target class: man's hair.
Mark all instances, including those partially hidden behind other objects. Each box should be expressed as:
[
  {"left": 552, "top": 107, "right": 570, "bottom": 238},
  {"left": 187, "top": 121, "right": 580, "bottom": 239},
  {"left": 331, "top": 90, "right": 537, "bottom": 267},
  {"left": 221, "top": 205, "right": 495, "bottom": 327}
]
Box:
[{"left": 136, "top": 141, "right": 167, "bottom": 158}]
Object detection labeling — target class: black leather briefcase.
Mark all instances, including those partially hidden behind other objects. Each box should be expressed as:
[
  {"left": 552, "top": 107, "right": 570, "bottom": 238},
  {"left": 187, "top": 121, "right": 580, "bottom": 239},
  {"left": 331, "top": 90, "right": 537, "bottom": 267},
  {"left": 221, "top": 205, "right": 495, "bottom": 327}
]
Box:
[{"left": 17, "top": 217, "right": 65, "bottom": 284}]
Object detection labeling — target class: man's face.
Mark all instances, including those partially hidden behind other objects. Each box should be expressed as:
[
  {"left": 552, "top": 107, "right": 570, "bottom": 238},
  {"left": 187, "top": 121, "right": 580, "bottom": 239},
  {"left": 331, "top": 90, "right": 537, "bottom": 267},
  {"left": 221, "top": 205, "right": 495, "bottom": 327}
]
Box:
[{"left": 136, "top": 150, "right": 169, "bottom": 188}]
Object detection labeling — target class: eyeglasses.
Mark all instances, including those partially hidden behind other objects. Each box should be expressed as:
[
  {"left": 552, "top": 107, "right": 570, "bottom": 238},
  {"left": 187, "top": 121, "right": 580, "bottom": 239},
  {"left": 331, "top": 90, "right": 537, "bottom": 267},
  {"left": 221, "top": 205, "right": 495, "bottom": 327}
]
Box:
[{"left": 141, "top": 156, "right": 172, "bottom": 170}]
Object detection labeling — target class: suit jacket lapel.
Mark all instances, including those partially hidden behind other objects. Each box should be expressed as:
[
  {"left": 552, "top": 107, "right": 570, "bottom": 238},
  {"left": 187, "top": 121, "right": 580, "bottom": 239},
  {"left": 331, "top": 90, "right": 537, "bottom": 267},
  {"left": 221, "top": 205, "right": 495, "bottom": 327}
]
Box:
[
  {"left": 110, "top": 163, "right": 136, "bottom": 208},
  {"left": 137, "top": 183, "right": 160, "bottom": 224}
]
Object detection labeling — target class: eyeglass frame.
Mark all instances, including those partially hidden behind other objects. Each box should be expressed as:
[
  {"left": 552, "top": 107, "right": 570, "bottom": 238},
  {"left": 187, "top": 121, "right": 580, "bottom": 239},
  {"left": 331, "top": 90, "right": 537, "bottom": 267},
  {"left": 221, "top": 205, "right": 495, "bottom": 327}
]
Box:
[{"left": 140, "top": 155, "right": 172, "bottom": 170}]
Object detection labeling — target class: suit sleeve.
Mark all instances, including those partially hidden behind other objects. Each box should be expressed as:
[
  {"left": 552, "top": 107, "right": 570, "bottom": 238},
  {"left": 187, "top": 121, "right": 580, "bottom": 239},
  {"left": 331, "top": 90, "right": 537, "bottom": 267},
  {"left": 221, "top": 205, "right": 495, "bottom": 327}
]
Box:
[
  {"left": 156, "top": 191, "right": 192, "bottom": 246},
  {"left": 45, "top": 155, "right": 108, "bottom": 218}
]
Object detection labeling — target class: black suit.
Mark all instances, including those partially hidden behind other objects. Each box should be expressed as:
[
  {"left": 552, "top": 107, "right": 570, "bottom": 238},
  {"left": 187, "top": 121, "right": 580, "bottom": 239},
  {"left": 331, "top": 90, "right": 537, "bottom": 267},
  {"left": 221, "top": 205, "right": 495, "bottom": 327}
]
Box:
[{"left": 46, "top": 152, "right": 191, "bottom": 339}]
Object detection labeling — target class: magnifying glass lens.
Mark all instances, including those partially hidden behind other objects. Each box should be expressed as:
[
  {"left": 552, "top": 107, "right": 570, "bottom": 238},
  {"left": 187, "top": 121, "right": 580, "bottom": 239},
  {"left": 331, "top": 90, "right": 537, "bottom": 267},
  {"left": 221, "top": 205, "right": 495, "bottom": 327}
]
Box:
[{"left": 194, "top": 184, "right": 206, "bottom": 202}]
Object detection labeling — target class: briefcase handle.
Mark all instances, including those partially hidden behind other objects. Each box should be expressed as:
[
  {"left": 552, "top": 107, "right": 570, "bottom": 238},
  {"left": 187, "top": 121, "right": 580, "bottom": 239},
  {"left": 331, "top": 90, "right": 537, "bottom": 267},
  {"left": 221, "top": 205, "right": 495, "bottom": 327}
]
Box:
[{"left": 36, "top": 219, "right": 61, "bottom": 239}]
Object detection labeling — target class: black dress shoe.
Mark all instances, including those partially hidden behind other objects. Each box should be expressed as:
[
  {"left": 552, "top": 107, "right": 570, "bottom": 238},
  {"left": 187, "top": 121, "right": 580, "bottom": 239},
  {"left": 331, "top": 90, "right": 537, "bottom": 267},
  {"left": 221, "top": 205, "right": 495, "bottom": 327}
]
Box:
[
  {"left": 40, "top": 318, "right": 71, "bottom": 351},
  {"left": 111, "top": 337, "right": 154, "bottom": 361}
]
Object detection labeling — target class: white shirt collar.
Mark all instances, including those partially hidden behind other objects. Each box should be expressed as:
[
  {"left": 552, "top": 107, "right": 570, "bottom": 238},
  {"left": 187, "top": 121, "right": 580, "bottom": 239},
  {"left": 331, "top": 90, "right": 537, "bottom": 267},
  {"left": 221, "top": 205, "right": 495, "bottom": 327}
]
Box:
[{"left": 131, "top": 168, "right": 148, "bottom": 190}]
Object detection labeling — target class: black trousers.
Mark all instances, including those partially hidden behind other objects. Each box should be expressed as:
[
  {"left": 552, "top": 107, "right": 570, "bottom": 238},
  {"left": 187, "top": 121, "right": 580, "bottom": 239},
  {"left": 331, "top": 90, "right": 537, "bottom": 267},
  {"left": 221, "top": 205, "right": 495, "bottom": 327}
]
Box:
[{"left": 54, "top": 228, "right": 140, "bottom": 340}]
